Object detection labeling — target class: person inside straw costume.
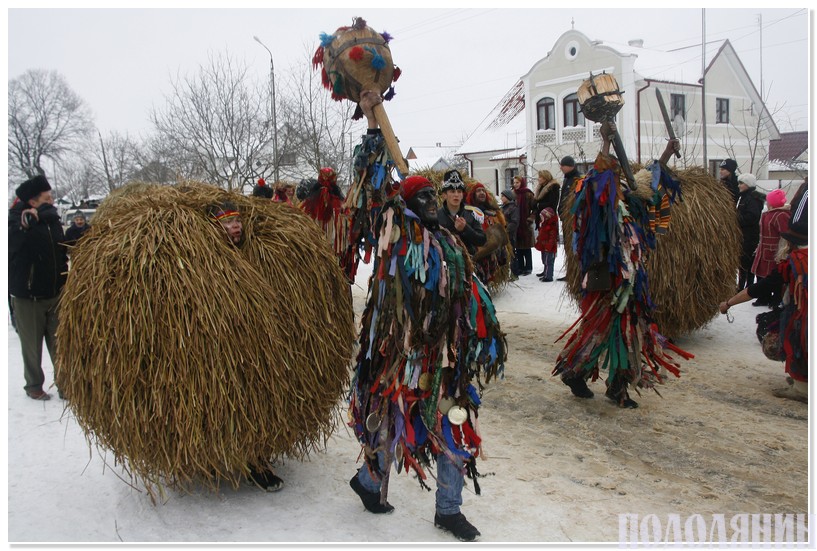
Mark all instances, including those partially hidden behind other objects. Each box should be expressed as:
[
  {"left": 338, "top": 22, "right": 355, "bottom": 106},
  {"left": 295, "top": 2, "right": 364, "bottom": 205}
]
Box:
[
  {"left": 206, "top": 199, "right": 286, "bottom": 492},
  {"left": 347, "top": 90, "right": 506, "bottom": 542},
  {"left": 553, "top": 122, "right": 693, "bottom": 408}
]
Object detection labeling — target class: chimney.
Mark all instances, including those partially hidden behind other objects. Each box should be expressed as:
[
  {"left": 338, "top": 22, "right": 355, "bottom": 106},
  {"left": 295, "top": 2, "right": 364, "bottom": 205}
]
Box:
[{"left": 628, "top": 39, "right": 644, "bottom": 48}]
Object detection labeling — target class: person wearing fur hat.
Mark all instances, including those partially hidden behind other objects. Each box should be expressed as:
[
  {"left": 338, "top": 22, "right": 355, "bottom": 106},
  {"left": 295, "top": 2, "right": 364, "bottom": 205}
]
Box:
[
  {"left": 553, "top": 122, "right": 692, "bottom": 408},
  {"left": 8, "top": 174, "right": 69, "bottom": 401},
  {"left": 736, "top": 173, "right": 766, "bottom": 291},
  {"left": 719, "top": 159, "right": 740, "bottom": 205},
  {"left": 252, "top": 178, "right": 274, "bottom": 199},
  {"left": 437, "top": 169, "right": 486, "bottom": 257},
  {"left": 749, "top": 188, "right": 791, "bottom": 306},
  {"left": 347, "top": 172, "right": 506, "bottom": 542}
]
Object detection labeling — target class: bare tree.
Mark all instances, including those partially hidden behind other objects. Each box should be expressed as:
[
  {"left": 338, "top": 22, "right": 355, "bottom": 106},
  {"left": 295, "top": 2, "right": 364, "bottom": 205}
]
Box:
[
  {"left": 93, "top": 130, "right": 143, "bottom": 193},
  {"left": 276, "top": 44, "right": 362, "bottom": 186},
  {"left": 8, "top": 69, "right": 94, "bottom": 182},
  {"left": 718, "top": 91, "right": 783, "bottom": 176},
  {"left": 150, "top": 51, "right": 274, "bottom": 192},
  {"left": 51, "top": 157, "right": 104, "bottom": 206}
]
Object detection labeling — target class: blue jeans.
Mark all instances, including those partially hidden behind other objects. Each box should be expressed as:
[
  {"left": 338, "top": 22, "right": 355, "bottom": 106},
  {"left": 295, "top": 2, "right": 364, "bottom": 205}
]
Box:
[
  {"left": 541, "top": 251, "right": 555, "bottom": 279},
  {"left": 357, "top": 451, "right": 464, "bottom": 515}
]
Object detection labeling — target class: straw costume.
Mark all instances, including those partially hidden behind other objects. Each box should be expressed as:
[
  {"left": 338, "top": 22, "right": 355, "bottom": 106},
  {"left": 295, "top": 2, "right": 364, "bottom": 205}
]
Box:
[
  {"left": 348, "top": 175, "right": 506, "bottom": 541},
  {"left": 553, "top": 128, "right": 693, "bottom": 408},
  {"left": 55, "top": 182, "right": 355, "bottom": 500},
  {"left": 465, "top": 182, "right": 512, "bottom": 289}
]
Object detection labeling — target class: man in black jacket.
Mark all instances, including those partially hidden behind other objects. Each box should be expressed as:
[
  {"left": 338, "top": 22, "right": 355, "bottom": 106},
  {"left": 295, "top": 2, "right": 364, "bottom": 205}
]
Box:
[
  {"left": 719, "top": 159, "right": 740, "bottom": 205},
  {"left": 556, "top": 156, "right": 583, "bottom": 280},
  {"left": 8, "top": 174, "right": 68, "bottom": 400},
  {"left": 436, "top": 169, "right": 486, "bottom": 256},
  {"left": 736, "top": 173, "right": 765, "bottom": 291}
]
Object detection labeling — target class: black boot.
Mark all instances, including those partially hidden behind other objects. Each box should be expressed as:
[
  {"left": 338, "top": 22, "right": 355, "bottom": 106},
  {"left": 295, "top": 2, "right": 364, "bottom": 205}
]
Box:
[
  {"left": 249, "top": 467, "right": 284, "bottom": 492},
  {"left": 434, "top": 512, "right": 481, "bottom": 542},
  {"left": 605, "top": 378, "right": 638, "bottom": 408},
  {"left": 349, "top": 474, "right": 394, "bottom": 514},
  {"left": 562, "top": 375, "right": 594, "bottom": 398}
]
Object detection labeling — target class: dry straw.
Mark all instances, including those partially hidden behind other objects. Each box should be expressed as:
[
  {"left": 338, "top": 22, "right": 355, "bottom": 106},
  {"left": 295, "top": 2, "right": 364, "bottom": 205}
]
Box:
[
  {"left": 563, "top": 166, "right": 741, "bottom": 337},
  {"left": 56, "top": 181, "right": 355, "bottom": 502}
]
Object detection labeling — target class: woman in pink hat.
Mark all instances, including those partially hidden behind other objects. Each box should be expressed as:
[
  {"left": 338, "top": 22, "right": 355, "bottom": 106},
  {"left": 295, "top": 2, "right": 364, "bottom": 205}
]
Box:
[{"left": 750, "top": 188, "right": 791, "bottom": 307}]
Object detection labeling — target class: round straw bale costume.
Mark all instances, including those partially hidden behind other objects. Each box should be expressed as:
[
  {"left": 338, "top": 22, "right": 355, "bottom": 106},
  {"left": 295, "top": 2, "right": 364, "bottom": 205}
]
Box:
[
  {"left": 348, "top": 174, "right": 506, "bottom": 540},
  {"left": 55, "top": 181, "right": 355, "bottom": 500},
  {"left": 553, "top": 127, "right": 694, "bottom": 408}
]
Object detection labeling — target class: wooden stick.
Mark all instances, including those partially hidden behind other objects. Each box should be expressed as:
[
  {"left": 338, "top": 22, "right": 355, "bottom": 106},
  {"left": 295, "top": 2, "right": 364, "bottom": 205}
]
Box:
[{"left": 372, "top": 102, "right": 409, "bottom": 177}]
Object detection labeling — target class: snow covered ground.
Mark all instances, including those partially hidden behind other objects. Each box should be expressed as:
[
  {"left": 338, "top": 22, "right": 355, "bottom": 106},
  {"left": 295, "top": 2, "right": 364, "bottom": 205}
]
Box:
[{"left": 5, "top": 252, "right": 811, "bottom": 544}]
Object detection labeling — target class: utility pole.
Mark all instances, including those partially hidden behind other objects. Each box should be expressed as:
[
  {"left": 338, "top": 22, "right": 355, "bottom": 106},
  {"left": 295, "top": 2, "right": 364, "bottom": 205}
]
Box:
[
  {"left": 253, "top": 36, "right": 279, "bottom": 183},
  {"left": 758, "top": 13, "right": 763, "bottom": 96},
  {"left": 701, "top": 8, "right": 708, "bottom": 170}
]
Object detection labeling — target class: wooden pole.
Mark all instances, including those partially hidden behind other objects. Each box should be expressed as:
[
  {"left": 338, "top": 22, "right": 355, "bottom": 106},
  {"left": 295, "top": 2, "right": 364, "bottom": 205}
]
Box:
[{"left": 372, "top": 102, "right": 409, "bottom": 177}]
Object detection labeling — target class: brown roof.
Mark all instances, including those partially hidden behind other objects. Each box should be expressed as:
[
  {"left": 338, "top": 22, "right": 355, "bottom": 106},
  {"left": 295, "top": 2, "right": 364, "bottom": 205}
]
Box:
[{"left": 769, "top": 131, "right": 808, "bottom": 162}]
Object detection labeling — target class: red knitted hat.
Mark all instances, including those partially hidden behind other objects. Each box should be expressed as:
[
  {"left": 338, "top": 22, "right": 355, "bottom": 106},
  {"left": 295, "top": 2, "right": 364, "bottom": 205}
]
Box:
[{"left": 400, "top": 176, "right": 433, "bottom": 201}]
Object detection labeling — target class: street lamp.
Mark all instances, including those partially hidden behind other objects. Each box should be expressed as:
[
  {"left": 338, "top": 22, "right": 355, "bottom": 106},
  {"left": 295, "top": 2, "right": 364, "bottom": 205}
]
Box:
[{"left": 253, "top": 35, "right": 279, "bottom": 183}]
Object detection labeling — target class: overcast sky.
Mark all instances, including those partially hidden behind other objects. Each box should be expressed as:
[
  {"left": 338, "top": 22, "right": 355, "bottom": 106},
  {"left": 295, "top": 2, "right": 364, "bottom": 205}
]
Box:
[{"left": 6, "top": 7, "right": 810, "bottom": 154}]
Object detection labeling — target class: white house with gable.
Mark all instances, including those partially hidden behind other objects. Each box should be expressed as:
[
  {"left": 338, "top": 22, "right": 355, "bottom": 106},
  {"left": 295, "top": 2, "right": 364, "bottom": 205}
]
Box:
[{"left": 458, "top": 29, "right": 781, "bottom": 196}]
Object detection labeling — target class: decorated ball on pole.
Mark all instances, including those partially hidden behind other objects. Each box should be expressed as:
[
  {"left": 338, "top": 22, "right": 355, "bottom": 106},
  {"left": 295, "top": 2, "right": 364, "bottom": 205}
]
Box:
[{"left": 313, "top": 17, "right": 408, "bottom": 176}]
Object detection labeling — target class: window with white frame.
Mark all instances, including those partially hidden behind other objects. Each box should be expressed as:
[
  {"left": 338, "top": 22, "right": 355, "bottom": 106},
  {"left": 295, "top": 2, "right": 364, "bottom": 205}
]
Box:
[
  {"left": 716, "top": 98, "right": 729, "bottom": 124},
  {"left": 563, "top": 93, "right": 585, "bottom": 127},
  {"left": 537, "top": 98, "right": 555, "bottom": 130},
  {"left": 670, "top": 93, "right": 686, "bottom": 121}
]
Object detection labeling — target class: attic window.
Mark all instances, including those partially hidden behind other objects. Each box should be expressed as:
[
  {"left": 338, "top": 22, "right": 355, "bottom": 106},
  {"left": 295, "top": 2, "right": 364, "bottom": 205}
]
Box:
[{"left": 565, "top": 40, "right": 580, "bottom": 61}]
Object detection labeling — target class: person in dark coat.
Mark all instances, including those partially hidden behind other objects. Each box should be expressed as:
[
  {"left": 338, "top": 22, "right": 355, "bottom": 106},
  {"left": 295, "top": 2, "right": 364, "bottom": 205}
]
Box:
[
  {"left": 558, "top": 156, "right": 583, "bottom": 216},
  {"left": 64, "top": 211, "right": 91, "bottom": 248},
  {"left": 511, "top": 175, "right": 535, "bottom": 275},
  {"left": 557, "top": 156, "right": 583, "bottom": 280},
  {"left": 736, "top": 173, "right": 766, "bottom": 291},
  {"left": 436, "top": 169, "right": 486, "bottom": 257},
  {"left": 8, "top": 174, "right": 68, "bottom": 400},
  {"left": 719, "top": 159, "right": 740, "bottom": 205}
]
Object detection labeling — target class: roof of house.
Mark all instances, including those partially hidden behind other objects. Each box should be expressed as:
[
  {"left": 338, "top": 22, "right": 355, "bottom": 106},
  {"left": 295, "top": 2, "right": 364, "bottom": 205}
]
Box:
[
  {"left": 458, "top": 31, "right": 778, "bottom": 156},
  {"left": 769, "top": 131, "right": 809, "bottom": 162}
]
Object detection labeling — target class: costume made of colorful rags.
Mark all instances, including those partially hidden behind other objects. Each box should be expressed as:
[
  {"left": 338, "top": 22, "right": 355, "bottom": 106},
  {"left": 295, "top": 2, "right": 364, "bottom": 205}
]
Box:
[
  {"left": 348, "top": 176, "right": 506, "bottom": 533},
  {"left": 343, "top": 127, "right": 402, "bottom": 282},
  {"left": 552, "top": 151, "right": 693, "bottom": 407},
  {"left": 299, "top": 167, "right": 352, "bottom": 279},
  {"left": 778, "top": 184, "right": 808, "bottom": 385},
  {"left": 466, "top": 182, "right": 511, "bottom": 286}
]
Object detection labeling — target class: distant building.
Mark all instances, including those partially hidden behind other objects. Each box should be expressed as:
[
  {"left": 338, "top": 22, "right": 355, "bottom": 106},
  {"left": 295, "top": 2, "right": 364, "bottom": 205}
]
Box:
[{"left": 458, "top": 29, "right": 782, "bottom": 196}]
